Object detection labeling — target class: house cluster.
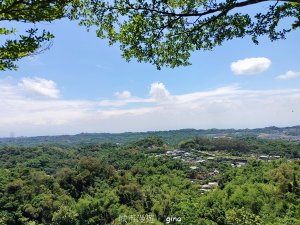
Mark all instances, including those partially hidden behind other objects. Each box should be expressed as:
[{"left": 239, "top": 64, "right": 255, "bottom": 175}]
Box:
[
  {"left": 163, "top": 149, "right": 216, "bottom": 164},
  {"left": 258, "top": 133, "right": 300, "bottom": 141},
  {"left": 231, "top": 161, "right": 246, "bottom": 167},
  {"left": 199, "top": 182, "right": 219, "bottom": 193},
  {"left": 156, "top": 149, "right": 252, "bottom": 169},
  {"left": 165, "top": 149, "right": 186, "bottom": 156},
  {"left": 165, "top": 149, "right": 197, "bottom": 162},
  {"left": 259, "top": 155, "right": 281, "bottom": 161}
]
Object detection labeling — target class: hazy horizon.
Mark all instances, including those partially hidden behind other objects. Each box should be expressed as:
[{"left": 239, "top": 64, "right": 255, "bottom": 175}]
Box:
[{"left": 2, "top": 124, "right": 299, "bottom": 139}]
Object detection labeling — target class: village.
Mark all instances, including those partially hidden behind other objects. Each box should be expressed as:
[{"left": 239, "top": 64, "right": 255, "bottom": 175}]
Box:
[{"left": 153, "top": 148, "right": 282, "bottom": 193}]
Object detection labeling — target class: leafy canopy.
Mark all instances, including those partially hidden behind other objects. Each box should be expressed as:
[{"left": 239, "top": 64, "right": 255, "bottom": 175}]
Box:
[
  {"left": 0, "top": 0, "right": 71, "bottom": 70},
  {"left": 74, "top": 0, "right": 300, "bottom": 69},
  {"left": 2, "top": 0, "right": 300, "bottom": 71}
]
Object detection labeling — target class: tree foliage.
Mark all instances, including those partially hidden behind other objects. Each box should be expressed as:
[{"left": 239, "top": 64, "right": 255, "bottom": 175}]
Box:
[
  {"left": 0, "top": 0, "right": 71, "bottom": 70},
  {"left": 2, "top": 0, "right": 300, "bottom": 70},
  {"left": 75, "top": 0, "right": 300, "bottom": 69}
]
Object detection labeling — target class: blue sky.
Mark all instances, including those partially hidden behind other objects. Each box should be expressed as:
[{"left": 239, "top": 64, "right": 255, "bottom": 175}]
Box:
[{"left": 1, "top": 18, "right": 300, "bottom": 137}]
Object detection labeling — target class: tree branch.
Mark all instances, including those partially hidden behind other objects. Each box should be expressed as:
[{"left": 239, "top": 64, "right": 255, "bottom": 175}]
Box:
[{"left": 104, "top": 0, "right": 300, "bottom": 18}]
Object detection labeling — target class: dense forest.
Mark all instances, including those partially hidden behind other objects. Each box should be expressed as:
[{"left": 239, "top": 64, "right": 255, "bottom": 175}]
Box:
[{"left": 0, "top": 135, "right": 299, "bottom": 224}]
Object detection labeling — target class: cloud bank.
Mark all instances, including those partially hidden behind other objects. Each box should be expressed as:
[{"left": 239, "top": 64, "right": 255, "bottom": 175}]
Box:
[
  {"left": 115, "top": 90, "right": 132, "bottom": 99},
  {"left": 0, "top": 78, "right": 299, "bottom": 137},
  {"left": 231, "top": 57, "right": 271, "bottom": 75},
  {"left": 18, "top": 77, "right": 60, "bottom": 98},
  {"left": 276, "top": 71, "right": 300, "bottom": 80}
]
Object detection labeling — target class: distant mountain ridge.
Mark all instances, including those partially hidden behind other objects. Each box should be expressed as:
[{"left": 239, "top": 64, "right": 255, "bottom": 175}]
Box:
[{"left": 1, "top": 125, "right": 300, "bottom": 146}]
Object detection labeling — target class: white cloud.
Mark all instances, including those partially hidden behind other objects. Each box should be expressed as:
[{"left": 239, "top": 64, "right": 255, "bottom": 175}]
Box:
[
  {"left": 174, "top": 85, "right": 240, "bottom": 104},
  {"left": 18, "top": 77, "right": 60, "bottom": 98},
  {"left": 114, "top": 90, "right": 132, "bottom": 99},
  {"left": 149, "top": 82, "right": 171, "bottom": 101},
  {"left": 231, "top": 57, "right": 271, "bottom": 75},
  {"left": 98, "top": 98, "right": 153, "bottom": 107},
  {"left": 276, "top": 71, "right": 300, "bottom": 80},
  {"left": 0, "top": 78, "right": 299, "bottom": 137}
]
